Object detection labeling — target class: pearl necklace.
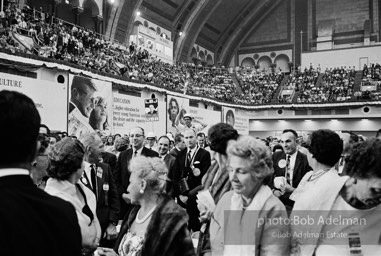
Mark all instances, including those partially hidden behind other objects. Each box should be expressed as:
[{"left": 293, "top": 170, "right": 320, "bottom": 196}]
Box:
[{"left": 135, "top": 206, "right": 157, "bottom": 224}]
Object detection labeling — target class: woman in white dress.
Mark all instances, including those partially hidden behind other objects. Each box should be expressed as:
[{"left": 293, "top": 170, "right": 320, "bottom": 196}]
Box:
[{"left": 44, "top": 137, "right": 101, "bottom": 254}]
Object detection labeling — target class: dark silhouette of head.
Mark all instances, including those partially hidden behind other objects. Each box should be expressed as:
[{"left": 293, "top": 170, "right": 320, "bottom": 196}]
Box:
[{"left": 0, "top": 90, "right": 41, "bottom": 168}]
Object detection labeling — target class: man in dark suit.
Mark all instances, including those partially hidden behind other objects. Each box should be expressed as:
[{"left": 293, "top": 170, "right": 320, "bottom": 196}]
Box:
[
  {"left": 157, "top": 135, "right": 176, "bottom": 196},
  {"left": 168, "top": 133, "right": 185, "bottom": 158},
  {"left": 272, "top": 129, "right": 312, "bottom": 210},
  {"left": 102, "top": 151, "right": 117, "bottom": 173},
  {"left": 114, "top": 127, "right": 158, "bottom": 217},
  {"left": 79, "top": 132, "right": 120, "bottom": 246},
  {"left": 173, "top": 129, "right": 211, "bottom": 231},
  {"left": 147, "top": 104, "right": 158, "bottom": 115},
  {"left": 0, "top": 90, "right": 82, "bottom": 256}
]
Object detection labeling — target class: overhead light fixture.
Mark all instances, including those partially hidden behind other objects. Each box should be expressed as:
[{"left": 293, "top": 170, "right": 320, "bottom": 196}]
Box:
[
  {"left": 179, "top": 31, "right": 183, "bottom": 36},
  {"left": 136, "top": 11, "right": 141, "bottom": 16}
]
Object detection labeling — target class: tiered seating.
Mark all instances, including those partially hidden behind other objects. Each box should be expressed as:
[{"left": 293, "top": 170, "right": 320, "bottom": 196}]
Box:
[
  {"left": 358, "top": 63, "right": 381, "bottom": 100},
  {"left": 235, "top": 69, "right": 284, "bottom": 104},
  {"left": 2, "top": 3, "right": 377, "bottom": 105}
]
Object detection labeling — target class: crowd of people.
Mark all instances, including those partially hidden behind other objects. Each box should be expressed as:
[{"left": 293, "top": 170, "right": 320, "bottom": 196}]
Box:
[
  {"left": 235, "top": 69, "right": 284, "bottom": 104},
  {"left": 2, "top": 89, "right": 381, "bottom": 256},
  {"left": 358, "top": 63, "right": 381, "bottom": 100},
  {"left": 3, "top": 3, "right": 381, "bottom": 106}
]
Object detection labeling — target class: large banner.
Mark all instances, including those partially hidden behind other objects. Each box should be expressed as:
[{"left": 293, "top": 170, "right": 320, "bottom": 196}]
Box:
[
  {"left": 188, "top": 106, "right": 221, "bottom": 135},
  {"left": 113, "top": 92, "right": 166, "bottom": 136},
  {"left": 166, "top": 95, "right": 221, "bottom": 136},
  {"left": 222, "top": 107, "right": 249, "bottom": 135},
  {"left": 0, "top": 72, "right": 67, "bottom": 131},
  {"left": 68, "top": 75, "right": 112, "bottom": 137},
  {"left": 167, "top": 95, "right": 189, "bottom": 136}
]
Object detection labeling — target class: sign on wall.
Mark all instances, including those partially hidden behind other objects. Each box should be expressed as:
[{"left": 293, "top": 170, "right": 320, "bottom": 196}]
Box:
[
  {"left": 0, "top": 72, "right": 67, "bottom": 131},
  {"left": 167, "top": 95, "right": 221, "bottom": 136},
  {"left": 222, "top": 107, "right": 249, "bottom": 135},
  {"left": 113, "top": 92, "right": 166, "bottom": 136},
  {"left": 68, "top": 75, "right": 113, "bottom": 137},
  {"left": 144, "top": 98, "right": 159, "bottom": 121}
]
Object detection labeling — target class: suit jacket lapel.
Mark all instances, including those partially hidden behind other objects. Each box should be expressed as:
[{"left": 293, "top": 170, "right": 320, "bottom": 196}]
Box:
[
  {"left": 96, "top": 164, "right": 103, "bottom": 199},
  {"left": 81, "top": 171, "right": 93, "bottom": 192},
  {"left": 293, "top": 152, "right": 302, "bottom": 187},
  {"left": 163, "top": 154, "right": 169, "bottom": 167}
]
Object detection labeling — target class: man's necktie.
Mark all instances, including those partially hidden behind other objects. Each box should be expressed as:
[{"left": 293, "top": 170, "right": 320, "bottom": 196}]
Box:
[
  {"left": 187, "top": 150, "right": 192, "bottom": 167},
  {"left": 133, "top": 151, "right": 137, "bottom": 157},
  {"left": 90, "top": 164, "right": 97, "bottom": 197},
  {"left": 285, "top": 155, "right": 291, "bottom": 185}
]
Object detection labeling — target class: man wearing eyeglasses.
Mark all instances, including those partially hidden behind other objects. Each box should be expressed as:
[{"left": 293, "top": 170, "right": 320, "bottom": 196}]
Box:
[
  {"left": 114, "top": 127, "right": 159, "bottom": 218},
  {"left": 69, "top": 76, "right": 97, "bottom": 118},
  {"left": 30, "top": 132, "right": 51, "bottom": 189}
]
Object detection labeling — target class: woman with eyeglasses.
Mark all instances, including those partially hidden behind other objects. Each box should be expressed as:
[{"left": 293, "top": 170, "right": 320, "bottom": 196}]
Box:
[
  {"left": 89, "top": 96, "right": 109, "bottom": 132},
  {"left": 44, "top": 137, "right": 101, "bottom": 255},
  {"left": 95, "top": 156, "right": 195, "bottom": 256},
  {"left": 31, "top": 133, "right": 51, "bottom": 189}
]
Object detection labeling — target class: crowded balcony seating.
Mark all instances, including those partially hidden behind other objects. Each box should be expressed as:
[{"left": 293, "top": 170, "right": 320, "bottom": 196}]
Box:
[
  {"left": 358, "top": 63, "right": 381, "bottom": 100},
  {"left": 2, "top": 3, "right": 378, "bottom": 106},
  {"left": 236, "top": 68, "right": 284, "bottom": 104}
]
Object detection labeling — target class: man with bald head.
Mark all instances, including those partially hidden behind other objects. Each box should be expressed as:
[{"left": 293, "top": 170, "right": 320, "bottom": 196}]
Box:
[
  {"left": 173, "top": 129, "right": 211, "bottom": 231},
  {"left": 114, "top": 127, "right": 158, "bottom": 217}
]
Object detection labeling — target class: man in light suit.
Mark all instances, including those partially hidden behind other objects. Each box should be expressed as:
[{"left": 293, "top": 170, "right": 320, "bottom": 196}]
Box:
[
  {"left": 157, "top": 135, "right": 176, "bottom": 196},
  {"left": 79, "top": 132, "right": 120, "bottom": 246},
  {"left": 0, "top": 90, "right": 82, "bottom": 256},
  {"left": 114, "top": 127, "right": 159, "bottom": 217},
  {"left": 173, "top": 129, "right": 211, "bottom": 231},
  {"left": 271, "top": 129, "right": 312, "bottom": 210}
]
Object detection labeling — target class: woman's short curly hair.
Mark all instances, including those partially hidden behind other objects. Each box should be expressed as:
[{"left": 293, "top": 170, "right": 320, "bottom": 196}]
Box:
[
  {"left": 343, "top": 138, "right": 381, "bottom": 179},
  {"left": 47, "top": 137, "right": 85, "bottom": 180},
  {"left": 208, "top": 123, "right": 239, "bottom": 155},
  {"left": 307, "top": 129, "right": 343, "bottom": 167},
  {"left": 114, "top": 135, "right": 129, "bottom": 152},
  {"left": 129, "top": 156, "right": 168, "bottom": 194},
  {"left": 227, "top": 136, "right": 273, "bottom": 184}
]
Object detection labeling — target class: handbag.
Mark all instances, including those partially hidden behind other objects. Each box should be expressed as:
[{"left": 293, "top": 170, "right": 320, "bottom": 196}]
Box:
[{"left": 178, "top": 177, "right": 190, "bottom": 194}]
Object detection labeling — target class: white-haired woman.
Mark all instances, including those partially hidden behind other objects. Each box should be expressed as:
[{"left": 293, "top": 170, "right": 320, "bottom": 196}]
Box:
[
  {"left": 96, "top": 156, "right": 195, "bottom": 256},
  {"left": 210, "top": 136, "right": 290, "bottom": 256}
]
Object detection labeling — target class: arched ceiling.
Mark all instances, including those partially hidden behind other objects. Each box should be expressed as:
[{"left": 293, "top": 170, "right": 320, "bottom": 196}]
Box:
[{"left": 106, "top": 0, "right": 282, "bottom": 65}]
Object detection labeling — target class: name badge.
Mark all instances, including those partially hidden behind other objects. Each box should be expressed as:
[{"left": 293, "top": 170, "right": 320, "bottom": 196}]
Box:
[
  {"left": 193, "top": 167, "right": 201, "bottom": 177},
  {"left": 81, "top": 176, "right": 88, "bottom": 185},
  {"left": 97, "top": 167, "right": 103, "bottom": 178},
  {"left": 278, "top": 159, "right": 287, "bottom": 169}
]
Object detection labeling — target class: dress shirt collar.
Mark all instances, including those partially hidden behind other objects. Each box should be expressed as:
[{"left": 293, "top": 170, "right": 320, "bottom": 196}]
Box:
[
  {"left": 0, "top": 168, "right": 29, "bottom": 178},
  {"left": 133, "top": 146, "right": 144, "bottom": 156}
]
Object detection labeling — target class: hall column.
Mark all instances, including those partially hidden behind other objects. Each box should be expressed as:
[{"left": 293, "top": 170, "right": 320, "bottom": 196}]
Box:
[
  {"left": 72, "top": 6, "right": 84, "bottom": 26},
  {"left": 93, "top": 15, "right": 103, "bottom": 33}
]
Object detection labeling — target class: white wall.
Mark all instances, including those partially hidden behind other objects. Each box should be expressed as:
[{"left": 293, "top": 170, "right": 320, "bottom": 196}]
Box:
[
  {"left": 249, "top": 118, "right": 381, "bottom": 139},
  {"left": 301, "top": 45, "right": 381, "bottom": 70}
]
